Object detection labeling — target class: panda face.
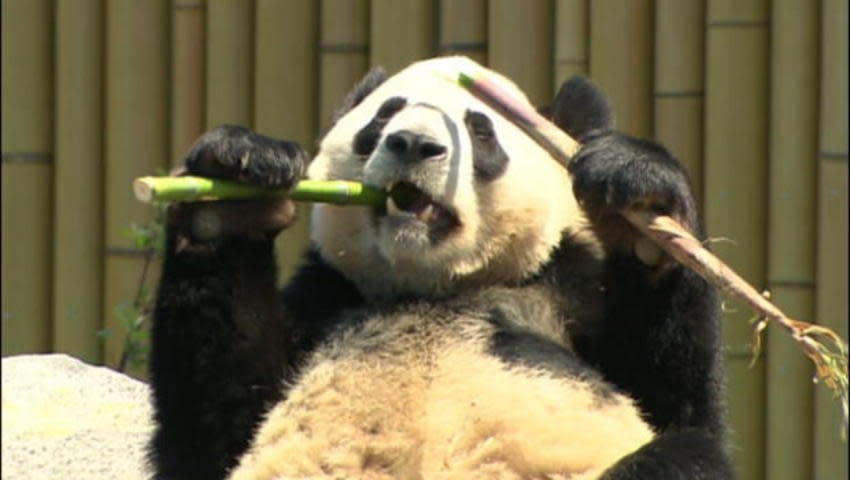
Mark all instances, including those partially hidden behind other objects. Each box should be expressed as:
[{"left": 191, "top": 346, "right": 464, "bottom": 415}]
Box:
[{"left": 308, "top": 57, "right": 589, "bottom": 299}]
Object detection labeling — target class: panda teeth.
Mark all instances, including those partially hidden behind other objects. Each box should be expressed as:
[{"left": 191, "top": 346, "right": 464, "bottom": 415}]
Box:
[
  {"left": 417, "top": 204, "right": 435, "bottom": 223},
  {"left": 386, "top": 193, "right": 436, "bottom": 223},
  {"left": 386, "top": 195, "right": 403, "bottom": 216}
]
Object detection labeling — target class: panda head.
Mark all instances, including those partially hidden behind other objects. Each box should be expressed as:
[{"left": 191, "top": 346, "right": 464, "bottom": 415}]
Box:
[{"left": 308, "top": 57, "right": 592, "bottom": 299}]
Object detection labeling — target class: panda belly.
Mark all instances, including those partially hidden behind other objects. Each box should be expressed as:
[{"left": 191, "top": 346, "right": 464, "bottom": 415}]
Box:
[{"left": 228, "top": 312, "right": 654, "bottom": 480}]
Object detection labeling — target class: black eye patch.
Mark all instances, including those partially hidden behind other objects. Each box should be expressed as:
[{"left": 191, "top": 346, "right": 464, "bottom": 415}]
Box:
[
  {"left": 352, "top": 96, "right": 407, "bottom": 157},
  {"left": 464, "top": 110, "right": 509, "bottom": 181}
]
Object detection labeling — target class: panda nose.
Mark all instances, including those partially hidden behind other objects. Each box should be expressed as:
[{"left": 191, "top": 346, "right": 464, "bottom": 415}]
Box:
[{"left": 384, "top": 130, "right": 447, "bottom": 163}]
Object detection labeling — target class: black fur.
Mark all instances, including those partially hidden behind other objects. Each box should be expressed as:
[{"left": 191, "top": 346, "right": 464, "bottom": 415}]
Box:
[
  {"left": 352, "top": 96, "right": 407, "bottom": 156},
  {"left": 600, "top": 429, "right": 734, "bottom": 480},
  {"left": 149, "top": 231, "right": 292, "bottom": 479},
  {"left": 464, "top": 109, "right": 509, "bottom": 181},
  {"left": 550, "top": 75, "right": 614, "bottom": 142},
  {"left": 569, "top": 133, "right": 700, "bottom": 251},
  {"left": 185, "top": 125, "right": 306, "bottom": 190},
  {"left": 149, "top": 68, "right": 732, "bottom": 479},
  {"left": 149, "top": 70, "right": 385, "bottom": 480},
  {"left": 329, "top": 66, "right": 389, "bottom": 127}
]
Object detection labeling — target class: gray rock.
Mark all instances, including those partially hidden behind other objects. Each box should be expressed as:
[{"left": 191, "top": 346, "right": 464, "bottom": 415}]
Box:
[{"left": 2, "top": 354, "right": 154, "bottom": 480}]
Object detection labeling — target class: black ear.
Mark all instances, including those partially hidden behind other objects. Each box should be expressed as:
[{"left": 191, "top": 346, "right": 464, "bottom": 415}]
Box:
[
  {"left": 329, "top": 67, "right": 389, "bottom": 126},
  {"left": 549, "top": 76, "right": 613, "bottom": 141}
]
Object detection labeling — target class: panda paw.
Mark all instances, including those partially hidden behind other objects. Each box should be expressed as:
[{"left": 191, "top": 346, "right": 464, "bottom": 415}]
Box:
[
  {"left": 184, "top": 124, "right": 307, "bottom": 190},
  {"left": 169, "top": 125, "right": 307, "bottom": 241},
  {"left": 569, "top": 132, "right": 699, "bottom": 261}
]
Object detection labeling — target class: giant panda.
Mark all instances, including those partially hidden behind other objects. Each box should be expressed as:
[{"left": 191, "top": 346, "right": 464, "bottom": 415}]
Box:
[{"left": 149, "top": 56, "right": 732, "bottom": 480}]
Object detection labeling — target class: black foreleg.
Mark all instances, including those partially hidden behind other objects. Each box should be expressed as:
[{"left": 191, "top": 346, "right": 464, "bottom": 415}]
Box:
[
  {"left": 149, "top": 220, "right": 293, "bottom": 480},
  {"left": 600, "top": 429, "right": 734, "bottom": 480},
  {"left": 591, "top": 255, "right": 727, "bottom": 435}
]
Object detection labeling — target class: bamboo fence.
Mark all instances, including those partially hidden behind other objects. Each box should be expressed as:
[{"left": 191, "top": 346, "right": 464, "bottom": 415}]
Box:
[
  {"left": 206, "top": 0, "right": 254, "bottom": 129},
  {"left": 438, "top": 0, "right": 487, "bottom": 66},
  {"left": 1, "top": 0, "right": 54, "bottom": 356},
  {"left": 370, "top": 0, "right": 434, "bottom": 74},
  {"left": 814, "top": 2, "right": 849, "bottom": 478},
  {"left": 53, "top": 0, "right": 105, "bottom": 364},
  {"left": 1, "top": 1, "right": 846, "bottom": 478},
  {"left": 765, "top": 1, "right": 819, "bottom": 478},
  {"left": 705, "top": 1, "right": 770, "bottom": 477},
  {"left": 319, "top": 0, "right": 369, "bottom": 131},
  {"left": 654, "top": 0, "right": 705, "bottom": 206},
  {"left": 254, "top": 0, "right": 318, "bottom": 282},
  {"left": 102, "top": 0, "right": 170, "bottom": 379},
  {"left": 488, "top": 0, "right": 552, "bottom": 106},
  {"left": 589, "top": 0, "right": 652, "bottom": 138},
  {"left": 171, "top": 0, "right": 206, "bottom": 168},
  {"left": 553, "top": 0, "right": 588, "bottom": 93}
]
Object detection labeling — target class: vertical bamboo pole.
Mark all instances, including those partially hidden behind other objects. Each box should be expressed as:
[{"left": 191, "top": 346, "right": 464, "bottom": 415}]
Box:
[
  {"left": 53, "top": 0, "right": 104, "bottom": 363},
  {"left": 370, "top": 0, "right": 434, "bottom": 73},
  {"left": 172, "top": 0, "right": 206, "bottom": 168},
  {"left": 254, "top": 0, "right": 318, "bottom": 283},
  {"left": 704, "top": 1, "right": 769, "bottom": 478},
  {"left": 437, "top": 0, "right": 487, "bottom": 65},
  {"left": 814, "top": 1, "right": 849, "bottom": 478},
  {"left": 553, "top": 0, "right": 588, "bottom": 93},
  {"left": 319, "top": 0, "right": 370, "bottom": 130},
  {"left": 206, "top": 0, "right": 253, "bottom": 128},
  {"left": 255, "top": 0, "right": 317, "bottom": 145},
  {"left": 654, "top": 0, "right": 705, "bottom": 207},
  {"left": 1, "top": 0, "right": 54, "bottom": 356},
  {"left": 588, "top": 0, "right": 652, "bottom": 138},
  {"left": 489, "top": 0, "right": 553, "bottom": 106},
  {"left": 764, "top": 1, "right": 819, "bottom": 478},
  {"left": 103, "top": 0, "right": 170, "bottom": 377}
]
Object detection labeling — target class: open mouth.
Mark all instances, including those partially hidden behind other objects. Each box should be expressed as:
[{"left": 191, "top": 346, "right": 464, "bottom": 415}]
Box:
[{"left": 377, "top": 181, "right": 460, "bottom": 233}]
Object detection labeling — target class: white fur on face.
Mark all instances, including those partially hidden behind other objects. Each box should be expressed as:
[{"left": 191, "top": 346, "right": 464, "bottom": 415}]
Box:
[{"left": 308, "top": 57, "right": 589, "bottom": 300}]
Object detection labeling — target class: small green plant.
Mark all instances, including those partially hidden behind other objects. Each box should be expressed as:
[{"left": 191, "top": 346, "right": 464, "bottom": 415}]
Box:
[{"left": 98, "top": 203, "right": 166, "bottom": 373}]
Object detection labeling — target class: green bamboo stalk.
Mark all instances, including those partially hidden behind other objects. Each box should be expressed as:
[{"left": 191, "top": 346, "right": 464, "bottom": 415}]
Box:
[{"left": 134, "top": 176, "right": 387, "bottom": 206}]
